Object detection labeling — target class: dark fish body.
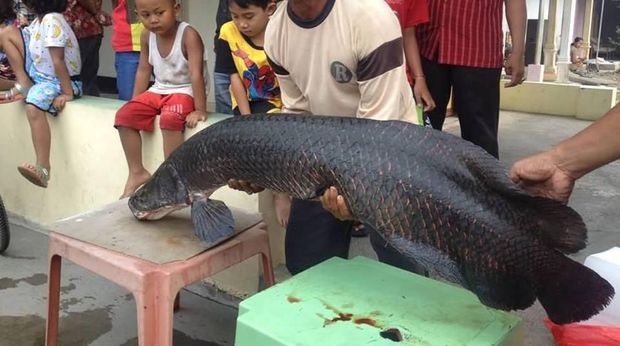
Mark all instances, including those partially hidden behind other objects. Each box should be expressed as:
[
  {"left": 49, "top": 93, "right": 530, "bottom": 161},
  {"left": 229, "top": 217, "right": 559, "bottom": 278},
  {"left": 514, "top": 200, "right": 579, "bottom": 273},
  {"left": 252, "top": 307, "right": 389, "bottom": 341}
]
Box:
[{"left": 129, "top": 114, "right": 614, "bottom": 324}]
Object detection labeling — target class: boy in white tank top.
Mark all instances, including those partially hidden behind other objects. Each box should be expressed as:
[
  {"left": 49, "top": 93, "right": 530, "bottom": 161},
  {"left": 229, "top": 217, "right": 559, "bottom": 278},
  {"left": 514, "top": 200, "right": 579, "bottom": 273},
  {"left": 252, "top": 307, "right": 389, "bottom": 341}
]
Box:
[{"left": 114, "top": 0, "right": 207, "bottom": 198}]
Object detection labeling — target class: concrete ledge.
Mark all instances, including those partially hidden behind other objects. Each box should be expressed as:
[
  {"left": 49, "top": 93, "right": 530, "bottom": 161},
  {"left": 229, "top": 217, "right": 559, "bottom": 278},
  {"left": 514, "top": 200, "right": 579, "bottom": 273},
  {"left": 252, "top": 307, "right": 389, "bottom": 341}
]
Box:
[
  {"left": 0, "top": 97, "right": 256, "bottom": 223},
  {"left": 0, "top": 96, "right": 285, "bottom": 296},
  {"left": 500, "top": 81, "right": 617, "bottom": 120}
]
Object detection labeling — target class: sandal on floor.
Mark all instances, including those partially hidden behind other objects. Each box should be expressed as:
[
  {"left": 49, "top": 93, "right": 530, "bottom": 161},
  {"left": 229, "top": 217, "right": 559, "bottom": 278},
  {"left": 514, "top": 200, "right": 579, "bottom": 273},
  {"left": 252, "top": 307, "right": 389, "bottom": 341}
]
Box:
[{"left": 17, "top": 163, "right": 50, "bottom": 188}]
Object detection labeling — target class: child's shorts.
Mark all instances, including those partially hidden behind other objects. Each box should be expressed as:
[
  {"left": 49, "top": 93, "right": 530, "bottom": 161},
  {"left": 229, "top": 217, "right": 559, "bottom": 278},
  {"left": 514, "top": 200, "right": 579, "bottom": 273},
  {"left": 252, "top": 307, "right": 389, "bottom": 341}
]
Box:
[
  {"left": 114, "top": 91, "right": 195, "bottom": 132},
  {"left": 25, "top": 75, "right": 82, "bottom": 115},
  {"left": 22, "top": 30, "right": 82, "bottom": 115}
]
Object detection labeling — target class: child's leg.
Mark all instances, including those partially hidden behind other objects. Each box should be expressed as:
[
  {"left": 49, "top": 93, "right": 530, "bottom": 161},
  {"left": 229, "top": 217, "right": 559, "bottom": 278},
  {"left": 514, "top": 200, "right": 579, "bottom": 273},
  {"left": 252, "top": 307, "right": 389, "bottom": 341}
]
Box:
[
  {"left": 159, "top": 93, "right": 196, "bottom": 158},
  {"left": 114, "top": 92, "right": 163, "bottom": 198},
  {"left": 118, "top": 126, "right": 151, "bottom": 198},
  {"left": 17, "top": 79, "right": 62, "bottom": 187},
  {"left": 1, "top": 26, "right": 31, "bottom": 89},
  {"left": 161, "top": 130, "right": 184, "bottom": 159},
  {"left": 25, "top": 104, "right": 51, "bottom": 171}
]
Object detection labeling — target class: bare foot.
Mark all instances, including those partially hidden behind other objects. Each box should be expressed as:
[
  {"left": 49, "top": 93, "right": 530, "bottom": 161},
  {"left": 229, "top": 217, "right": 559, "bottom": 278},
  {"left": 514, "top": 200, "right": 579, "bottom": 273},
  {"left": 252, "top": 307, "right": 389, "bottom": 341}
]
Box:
[{"left": 120, "top": 169, "right": 151, "bottom": 199}]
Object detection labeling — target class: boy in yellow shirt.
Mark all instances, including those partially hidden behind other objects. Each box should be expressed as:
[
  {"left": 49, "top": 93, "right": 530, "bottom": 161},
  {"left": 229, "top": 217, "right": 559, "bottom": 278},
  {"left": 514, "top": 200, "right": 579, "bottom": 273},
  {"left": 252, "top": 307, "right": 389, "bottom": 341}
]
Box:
[{"left": 216, "top": 0, "right": 281, "bottom": 115}]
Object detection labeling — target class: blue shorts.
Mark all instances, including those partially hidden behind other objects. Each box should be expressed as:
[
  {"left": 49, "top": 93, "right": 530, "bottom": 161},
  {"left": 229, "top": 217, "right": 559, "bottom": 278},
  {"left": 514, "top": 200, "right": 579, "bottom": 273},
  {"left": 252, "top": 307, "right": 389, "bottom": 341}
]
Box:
[
  {"left": 213, "top": 71, "right": 232, "bottom": 114},
  {"left": 115, "top": 52, "right": 140, "bottom": 101},
  {"left": 23, "top": 30, "right": 82, "bottom": 115}
]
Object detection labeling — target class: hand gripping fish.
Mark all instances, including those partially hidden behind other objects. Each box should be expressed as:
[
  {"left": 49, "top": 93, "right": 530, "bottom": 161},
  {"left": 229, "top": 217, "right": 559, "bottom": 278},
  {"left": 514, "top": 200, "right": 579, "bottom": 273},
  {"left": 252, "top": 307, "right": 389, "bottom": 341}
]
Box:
[{"left": 129, "top": 114, "right": 614, "bottom": 324}]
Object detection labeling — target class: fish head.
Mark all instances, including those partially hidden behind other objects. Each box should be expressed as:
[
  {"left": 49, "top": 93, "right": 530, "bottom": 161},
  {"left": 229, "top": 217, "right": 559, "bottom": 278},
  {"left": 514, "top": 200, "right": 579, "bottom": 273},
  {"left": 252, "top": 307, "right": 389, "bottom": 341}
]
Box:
[{"left": 128, "top": 165, "right": 189, "bottom": 220}]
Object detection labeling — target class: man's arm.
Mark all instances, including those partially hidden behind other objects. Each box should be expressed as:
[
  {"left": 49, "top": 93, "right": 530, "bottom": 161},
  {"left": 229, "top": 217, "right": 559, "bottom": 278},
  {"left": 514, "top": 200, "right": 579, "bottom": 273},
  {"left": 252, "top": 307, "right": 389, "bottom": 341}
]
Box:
[
  {"left": 77, "top": 0, "right": 99, "bottom": 15},
  {"left": 78, "top": 0, "right": 111, "bottom": 25},
  {"left": 551, "top": 104, "right": 620, "bottom": 179},
  {"left": 504, "top": 0, "right": 526, "bottom": 87},
  {"left": 132, "top": 30, "right": 153, "bottom": 97},
  {"left": 266, "top": 55, "right": 309, "bottom": 114},
  {"left": 511, "top": 104, "right": 620, "bottom": 203}
]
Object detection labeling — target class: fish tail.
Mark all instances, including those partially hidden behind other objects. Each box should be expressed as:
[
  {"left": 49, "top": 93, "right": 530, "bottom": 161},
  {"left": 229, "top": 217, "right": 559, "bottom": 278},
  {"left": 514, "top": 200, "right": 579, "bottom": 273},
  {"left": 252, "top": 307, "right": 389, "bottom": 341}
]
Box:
[{"left": 536, "top": 253, "right": 615, "bottom": 324}]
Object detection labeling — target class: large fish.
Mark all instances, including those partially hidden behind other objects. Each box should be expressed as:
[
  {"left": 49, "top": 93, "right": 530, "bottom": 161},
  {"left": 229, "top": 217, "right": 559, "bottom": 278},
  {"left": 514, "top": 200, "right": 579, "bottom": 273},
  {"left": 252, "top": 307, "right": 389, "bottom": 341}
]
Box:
[{"left": 129, "top": 114, "right": 614, "bottom": 324}]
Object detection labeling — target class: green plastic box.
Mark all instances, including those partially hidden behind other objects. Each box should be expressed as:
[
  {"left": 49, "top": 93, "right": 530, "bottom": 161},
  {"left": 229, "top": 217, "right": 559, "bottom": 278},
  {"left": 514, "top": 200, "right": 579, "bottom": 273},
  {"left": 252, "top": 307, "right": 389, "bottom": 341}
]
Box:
[{"left": 235, "top": 256, "right": 522, "bottom": 346}]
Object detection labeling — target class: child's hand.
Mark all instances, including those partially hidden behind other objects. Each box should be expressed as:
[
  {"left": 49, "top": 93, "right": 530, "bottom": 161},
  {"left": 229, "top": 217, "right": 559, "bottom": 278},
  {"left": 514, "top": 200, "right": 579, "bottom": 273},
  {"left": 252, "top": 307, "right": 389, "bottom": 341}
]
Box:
[
  {"left": 185, "top": 110, "right": 207, "bottom": 128},
  {"left": 273, "top": 192, "right": 292, "bottom": 228},
  {"left": 53, "top": 94, "right": 74, "bottom": 111},
  {"left": 227, "top": 179, "right": 264, "bottom": 194},
  {"left": 320, "top": 186, "right": 354, "bottom": 221}
]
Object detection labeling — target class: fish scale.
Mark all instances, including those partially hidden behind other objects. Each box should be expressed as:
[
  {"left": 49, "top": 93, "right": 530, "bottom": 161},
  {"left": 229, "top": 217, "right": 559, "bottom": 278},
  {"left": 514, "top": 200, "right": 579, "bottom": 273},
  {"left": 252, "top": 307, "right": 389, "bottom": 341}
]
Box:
[{"left": 129, "top": 114, "right": 614, "bottom": 325}]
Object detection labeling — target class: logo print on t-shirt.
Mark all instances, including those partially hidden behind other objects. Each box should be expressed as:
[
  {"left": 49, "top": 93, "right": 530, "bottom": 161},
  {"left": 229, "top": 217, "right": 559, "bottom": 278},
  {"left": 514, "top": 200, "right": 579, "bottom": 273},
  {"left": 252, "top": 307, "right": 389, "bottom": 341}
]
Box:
[{"left": 330, "top": 62, "right": 352, "bottom": 83}]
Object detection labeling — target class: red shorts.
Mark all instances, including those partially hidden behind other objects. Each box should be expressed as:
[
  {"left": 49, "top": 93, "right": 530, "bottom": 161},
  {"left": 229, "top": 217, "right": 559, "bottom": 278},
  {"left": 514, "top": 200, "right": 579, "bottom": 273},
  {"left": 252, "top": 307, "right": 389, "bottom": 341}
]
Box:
[{"left": 114, "top": 91, "right": 195, "bottom": 132}]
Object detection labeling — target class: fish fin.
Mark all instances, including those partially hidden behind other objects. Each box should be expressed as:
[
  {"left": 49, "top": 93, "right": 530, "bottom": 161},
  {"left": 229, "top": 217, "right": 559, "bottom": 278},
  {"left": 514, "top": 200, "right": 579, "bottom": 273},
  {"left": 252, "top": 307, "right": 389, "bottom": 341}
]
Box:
[
  {"left": 521, "top": 197, "right": 587, "bottom": 254},
  {"left": 463, "top": 155, "right": 587, "bottom": 254},
  {"left": 460, "top": 264, "right": 537, "bottom": 312},
  {"left": 383, "top": 233, "right": 466, "bottom": 286},
  {"left": 191, "top": 198, "right": 235, "bottom": 248},
  {"left": 535, "top": 253, "right": 614, "bottom": 324}
]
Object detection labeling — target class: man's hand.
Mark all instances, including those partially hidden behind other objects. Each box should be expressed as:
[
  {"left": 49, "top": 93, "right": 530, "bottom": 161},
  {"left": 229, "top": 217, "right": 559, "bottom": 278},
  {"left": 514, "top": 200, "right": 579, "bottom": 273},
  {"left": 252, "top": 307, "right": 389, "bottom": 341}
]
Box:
[
  {"left": 52, "top": 94, "right": 74, "bottom": 111},
  {"left": 185, "top": 110, "right": 207, "bottom": 128},
  {"left": 504, "top": 52, "right": 525, "bottom": 88},
  {"left": 227, "top": 179, "right": 265, "bottom": 194},
  {"left": 510, "top": 151, "right": 576, "bottom": 204},
  {"left": 320, "top": 186, "right": 354, "bottom": 221}
]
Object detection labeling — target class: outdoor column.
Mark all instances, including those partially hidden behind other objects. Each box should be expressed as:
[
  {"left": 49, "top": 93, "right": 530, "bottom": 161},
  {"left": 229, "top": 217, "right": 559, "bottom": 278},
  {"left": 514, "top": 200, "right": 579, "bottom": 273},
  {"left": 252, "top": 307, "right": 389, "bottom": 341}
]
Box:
[
  {"left": 557, "top": 0, "right": 576, "bottom": 82},
  {"left": 535, "top": 0, "right": 548, "bottom": 65},
  {"left": 558, "top": 0, "right": 577, "bottom": 63},
  {"left": 582, "top": 0, "right": 594, "bottom": 58},
  {"left": 543, "top": 0, "right": 558, "bottom": 80}
]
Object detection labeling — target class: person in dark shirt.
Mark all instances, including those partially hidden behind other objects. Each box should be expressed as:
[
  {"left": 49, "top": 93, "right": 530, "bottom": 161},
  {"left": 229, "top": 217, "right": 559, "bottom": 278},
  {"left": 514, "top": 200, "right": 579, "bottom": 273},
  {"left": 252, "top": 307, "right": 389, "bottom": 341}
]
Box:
[{"left": 213, "top": 0, "right": 233, "bottom": 114}]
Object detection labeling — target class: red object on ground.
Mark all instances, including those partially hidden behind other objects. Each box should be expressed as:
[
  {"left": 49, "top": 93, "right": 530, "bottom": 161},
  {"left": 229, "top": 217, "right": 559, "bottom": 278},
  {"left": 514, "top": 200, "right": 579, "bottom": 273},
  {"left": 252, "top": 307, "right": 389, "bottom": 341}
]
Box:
[{"left": 544, "top": 318, "right": 620, "bottom": 346}]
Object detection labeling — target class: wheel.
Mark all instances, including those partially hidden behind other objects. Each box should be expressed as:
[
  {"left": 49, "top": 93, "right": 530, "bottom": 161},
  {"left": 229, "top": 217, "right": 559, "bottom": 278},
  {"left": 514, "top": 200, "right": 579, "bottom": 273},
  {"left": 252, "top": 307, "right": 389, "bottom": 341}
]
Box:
[{"left": 0, "top": 194, "right": 10, "bottom": 254}]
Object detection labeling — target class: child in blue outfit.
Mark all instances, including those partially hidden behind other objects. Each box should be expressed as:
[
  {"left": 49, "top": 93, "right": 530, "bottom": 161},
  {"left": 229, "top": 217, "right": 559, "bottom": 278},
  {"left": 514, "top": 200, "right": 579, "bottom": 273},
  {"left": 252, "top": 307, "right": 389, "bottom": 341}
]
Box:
[{"left": 13, "top": 0, "right": 82, "bottom": 188}]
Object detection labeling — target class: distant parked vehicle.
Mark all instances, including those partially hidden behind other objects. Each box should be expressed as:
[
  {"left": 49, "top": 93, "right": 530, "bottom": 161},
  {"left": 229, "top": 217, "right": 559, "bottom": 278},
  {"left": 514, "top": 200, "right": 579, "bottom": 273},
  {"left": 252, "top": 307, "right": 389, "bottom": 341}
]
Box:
[{"left": 0, "top": 194, "right": 9, "bottom": 254}]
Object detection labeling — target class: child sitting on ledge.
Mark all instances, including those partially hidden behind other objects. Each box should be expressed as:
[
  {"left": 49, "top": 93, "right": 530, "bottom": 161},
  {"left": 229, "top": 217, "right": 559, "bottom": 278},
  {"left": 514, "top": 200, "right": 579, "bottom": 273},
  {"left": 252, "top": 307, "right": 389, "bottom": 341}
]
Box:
[
  {"left": 114, "top": 0, "right": 207, "bottom": 198},
  {"left": 0, "top": 0, "right": 31, "bottom": 102},
  {"left": 4, "top": 0, "right": 83, "bottom": 188}
]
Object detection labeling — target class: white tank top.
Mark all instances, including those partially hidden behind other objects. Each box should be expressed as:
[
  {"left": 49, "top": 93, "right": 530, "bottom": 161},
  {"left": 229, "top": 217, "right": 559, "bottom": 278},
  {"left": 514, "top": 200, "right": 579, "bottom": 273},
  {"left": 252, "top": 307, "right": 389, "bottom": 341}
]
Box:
[{"left": 148, "top": 22, "right": 193, "bottom": 96}]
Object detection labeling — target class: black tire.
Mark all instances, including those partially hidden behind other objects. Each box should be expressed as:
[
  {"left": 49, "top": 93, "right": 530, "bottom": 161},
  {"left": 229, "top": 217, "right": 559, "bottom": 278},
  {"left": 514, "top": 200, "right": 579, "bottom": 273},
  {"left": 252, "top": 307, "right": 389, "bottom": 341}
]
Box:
[{"left": 0, "top": 194, "right": 9, "bottom": 254}]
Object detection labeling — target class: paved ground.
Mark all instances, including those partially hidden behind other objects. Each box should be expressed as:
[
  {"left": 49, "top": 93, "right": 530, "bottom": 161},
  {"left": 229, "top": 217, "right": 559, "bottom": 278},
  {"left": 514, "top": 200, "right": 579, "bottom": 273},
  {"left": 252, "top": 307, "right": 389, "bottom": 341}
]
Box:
[{"left": 1, "top": 111, "right": 619, "bottom": 345}]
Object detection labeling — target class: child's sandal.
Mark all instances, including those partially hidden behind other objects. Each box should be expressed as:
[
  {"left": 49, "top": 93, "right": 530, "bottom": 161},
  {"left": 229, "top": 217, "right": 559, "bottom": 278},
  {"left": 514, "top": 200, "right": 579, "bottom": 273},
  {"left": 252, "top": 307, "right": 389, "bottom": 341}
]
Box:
[{"left": 17, "top": 163, "right": 50, "bottom": 188}]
